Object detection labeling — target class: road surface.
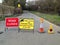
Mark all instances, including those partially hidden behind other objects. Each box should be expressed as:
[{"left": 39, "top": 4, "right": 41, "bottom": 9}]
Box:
[{"left": 0, "top": 11, "right": 60, "bottom": 45}]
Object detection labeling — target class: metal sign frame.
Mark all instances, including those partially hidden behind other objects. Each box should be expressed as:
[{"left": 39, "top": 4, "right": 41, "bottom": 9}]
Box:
[{"left": 5, "top": 17, "right": 19, "bottom": 32}]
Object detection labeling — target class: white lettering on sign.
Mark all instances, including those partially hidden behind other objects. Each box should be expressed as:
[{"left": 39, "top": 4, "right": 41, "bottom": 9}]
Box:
[
  {"left": 7, "top": 23, "right": 18, "bottom": 25},
  {"left": 8, "top": 20, "right": 16, "bottom": 22}
]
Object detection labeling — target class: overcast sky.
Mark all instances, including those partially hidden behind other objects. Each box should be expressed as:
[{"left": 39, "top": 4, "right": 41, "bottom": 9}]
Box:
[
  {"left": 26, "top": 0, "right": 35, "bottom": 2},
  {"left": 0, "top": 0, "right": 2, "bottom": 3}
]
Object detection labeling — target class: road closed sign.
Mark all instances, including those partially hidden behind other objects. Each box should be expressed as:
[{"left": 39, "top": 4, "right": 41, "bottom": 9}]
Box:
[
  {"left": 19, "top": 18, "right": 34, "bottom": 30},
  {"left": 5, "top": 18, "right": 18, "bottom": 27}
]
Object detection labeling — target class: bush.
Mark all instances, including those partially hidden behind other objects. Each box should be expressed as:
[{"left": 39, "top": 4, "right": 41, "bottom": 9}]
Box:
[
  {"left": 13, "top": 7, "right": 23, "bottom": 14},
  {"left": 27, "top": 5, "right": 38, "bottom": 11}
]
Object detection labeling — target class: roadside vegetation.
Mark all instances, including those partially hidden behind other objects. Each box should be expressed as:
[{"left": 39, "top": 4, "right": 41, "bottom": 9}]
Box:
[
  {"left": 31, "top": 11, "right": 60, "bottom": 26},
  {"left": 0, "top": 15, "right": 19, "bottom": 21}
]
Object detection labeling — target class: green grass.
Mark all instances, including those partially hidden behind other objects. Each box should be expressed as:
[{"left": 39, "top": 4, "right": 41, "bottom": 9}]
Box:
[
  {"left": 31, "top": 11, "right": 60, "bottom": 26},
  {"left": 0, "top": 15, "right": 19, "bottom": 21}
]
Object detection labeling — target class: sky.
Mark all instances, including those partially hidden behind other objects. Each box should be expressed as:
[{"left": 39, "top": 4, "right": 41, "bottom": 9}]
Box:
[
  {"left": 26, "top": 0, "right": 35, "bottom": 2},
  {"left": 0, "top": 0, "right": 2, "bottom": 3}
]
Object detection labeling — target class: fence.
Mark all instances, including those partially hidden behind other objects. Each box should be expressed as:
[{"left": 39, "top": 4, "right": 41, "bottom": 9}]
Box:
[{"left": 0, "top": 4, "right": 14, "bottom": 16}]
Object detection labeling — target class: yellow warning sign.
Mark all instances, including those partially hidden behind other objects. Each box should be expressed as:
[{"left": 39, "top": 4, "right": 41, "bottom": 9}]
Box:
[
  {"left": 18, "top": 4, "right": 21, "bottom": 8},
  {"left": 19, "top": 18, "right": 34, "bottom": 30}
]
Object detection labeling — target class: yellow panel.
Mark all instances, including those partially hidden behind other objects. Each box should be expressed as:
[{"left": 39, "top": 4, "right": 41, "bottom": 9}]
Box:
[
  {"left": 18, "top": 4, "right": 21, "bottom": 8},
  {"left": 19, "top": 18, "right": 34, "bottom": 30}
]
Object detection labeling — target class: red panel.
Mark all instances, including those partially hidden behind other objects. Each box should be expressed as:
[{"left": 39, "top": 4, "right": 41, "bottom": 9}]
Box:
[{"left": 5, "top": 18, "right": 18, "bottom": 27}]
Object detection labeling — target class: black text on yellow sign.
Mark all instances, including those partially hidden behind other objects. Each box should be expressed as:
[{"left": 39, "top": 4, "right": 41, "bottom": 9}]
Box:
[
  {"left": 19, "top": 18, "right": 34, "bottom": 30},
  {"left": 18, "top": 4, "right": 21, "bottom": 8}
]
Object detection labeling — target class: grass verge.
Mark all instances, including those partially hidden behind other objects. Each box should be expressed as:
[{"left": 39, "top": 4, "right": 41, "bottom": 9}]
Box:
[{"left": 31, "top": 11, "right": 60, "bottom": 26}]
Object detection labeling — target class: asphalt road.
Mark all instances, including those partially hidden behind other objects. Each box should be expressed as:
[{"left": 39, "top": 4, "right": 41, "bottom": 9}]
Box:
[{"left": 0, "top": 11, "right": 60, "bottom": 45}]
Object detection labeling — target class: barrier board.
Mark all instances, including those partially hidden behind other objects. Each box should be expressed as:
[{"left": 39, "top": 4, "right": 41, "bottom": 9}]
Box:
[
  {"left": 19, "top": 18, "right": 34, "bottom": 30},
  {"left": 5, "top": 18, "right": 18, "bottom": 27}
]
